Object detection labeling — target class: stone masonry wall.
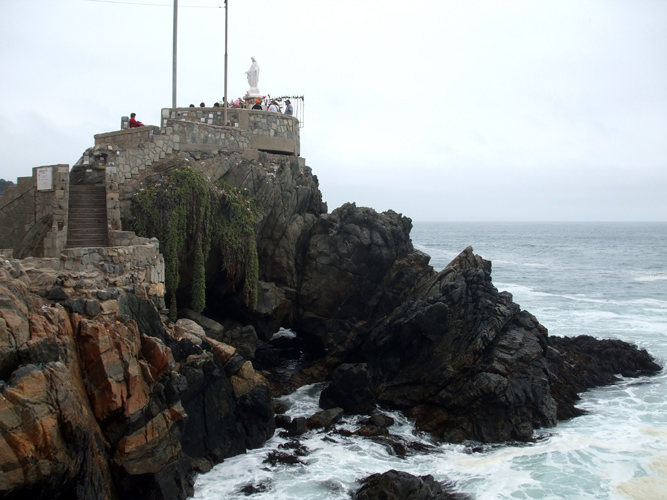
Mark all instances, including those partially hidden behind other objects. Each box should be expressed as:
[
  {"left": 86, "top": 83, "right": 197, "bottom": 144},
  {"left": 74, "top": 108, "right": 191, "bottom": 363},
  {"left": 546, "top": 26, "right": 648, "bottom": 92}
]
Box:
[
  {"left": 0, "top": 176, "right": 36, "bottom": 253},
  {"left": 18, "top": 242, "right": 166, "bottom": 313},
  {"left": 0, "top": 165, "right": 69, "bottom": 258}
]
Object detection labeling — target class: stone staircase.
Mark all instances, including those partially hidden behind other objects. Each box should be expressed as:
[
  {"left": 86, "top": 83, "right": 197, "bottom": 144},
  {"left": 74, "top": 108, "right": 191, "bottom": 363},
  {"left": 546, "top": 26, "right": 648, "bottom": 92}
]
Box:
[{"left": 66, "top": 184, "right": 108, "bottom": 248}]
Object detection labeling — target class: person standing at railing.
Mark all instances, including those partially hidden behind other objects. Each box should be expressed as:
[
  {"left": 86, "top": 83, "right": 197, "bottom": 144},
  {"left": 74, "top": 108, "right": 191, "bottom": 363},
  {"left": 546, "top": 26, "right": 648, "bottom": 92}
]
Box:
[{"left": 284, "top": 100, "right": 293, "bottom": 116}]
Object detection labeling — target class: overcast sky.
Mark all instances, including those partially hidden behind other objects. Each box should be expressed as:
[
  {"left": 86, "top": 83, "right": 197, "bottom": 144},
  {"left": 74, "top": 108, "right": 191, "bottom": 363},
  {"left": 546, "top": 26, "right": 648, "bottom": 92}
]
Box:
[{"left": 1, "top": 0, "right": 666, "bottom": 221}]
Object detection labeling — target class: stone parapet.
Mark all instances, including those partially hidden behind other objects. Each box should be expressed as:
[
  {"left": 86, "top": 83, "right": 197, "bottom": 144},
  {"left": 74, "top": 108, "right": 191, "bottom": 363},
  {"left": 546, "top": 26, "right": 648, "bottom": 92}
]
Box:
[
  {"left": 162, "top": 107, "right": 300, "bottom": 155},
  {"left": 16, "top": 243, "right": 166, "bottom": 311},
  {"left": 94, "top": 126, "right": 160, "bottom": 150}
]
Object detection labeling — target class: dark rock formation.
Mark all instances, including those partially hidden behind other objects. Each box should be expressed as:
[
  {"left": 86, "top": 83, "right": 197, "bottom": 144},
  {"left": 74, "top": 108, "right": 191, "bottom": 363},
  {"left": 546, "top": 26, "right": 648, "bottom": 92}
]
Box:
[
  {"left": 364, "top": 247, "right": 557, "bottom": 443},
  {"left": 319, "top": 363, "right": 377, "bottom": 414},
  {"left": 296, "top": 203, "right": 433, "bottom": 357},
  {"left": 0, "top": 263, "right": 274, "bottom": 500},
  {"left": 353, "top": 470, "right": 469, "bottom": 500},
  {"left": 306, "top": 407, "right": 344, "bottom": 429},
  {"left": 547, "top": 335, "right": 662, "bottom": 419}
]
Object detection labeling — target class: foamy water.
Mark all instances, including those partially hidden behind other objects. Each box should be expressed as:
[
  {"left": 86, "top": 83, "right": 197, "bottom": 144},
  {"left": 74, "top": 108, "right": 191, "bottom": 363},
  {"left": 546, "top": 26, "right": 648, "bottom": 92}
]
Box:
[{"left": 194, "top": 222, "right": 667, "bottom": 499}]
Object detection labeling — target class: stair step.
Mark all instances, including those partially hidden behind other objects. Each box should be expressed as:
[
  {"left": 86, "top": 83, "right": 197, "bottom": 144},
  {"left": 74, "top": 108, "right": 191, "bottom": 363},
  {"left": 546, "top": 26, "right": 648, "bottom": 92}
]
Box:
[{"left": 67, "top": 180, "right": 108, "bottom": 248}]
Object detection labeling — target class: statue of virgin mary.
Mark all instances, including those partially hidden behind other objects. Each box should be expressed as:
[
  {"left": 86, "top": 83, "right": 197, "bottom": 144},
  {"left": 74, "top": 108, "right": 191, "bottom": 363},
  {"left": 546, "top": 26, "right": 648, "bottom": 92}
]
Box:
[{"left": 245, "top": 57, "right": 260, "bottom": 96}]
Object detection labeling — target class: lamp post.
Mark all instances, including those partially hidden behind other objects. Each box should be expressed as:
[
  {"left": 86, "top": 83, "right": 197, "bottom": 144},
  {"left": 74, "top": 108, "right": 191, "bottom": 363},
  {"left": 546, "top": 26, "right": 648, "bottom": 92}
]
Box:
[
  {"left": 172, "top": 0, "right": 178, "bottom": 108},
  {"left": 223, "top": 0, "right": 228, "bottom": 126}
]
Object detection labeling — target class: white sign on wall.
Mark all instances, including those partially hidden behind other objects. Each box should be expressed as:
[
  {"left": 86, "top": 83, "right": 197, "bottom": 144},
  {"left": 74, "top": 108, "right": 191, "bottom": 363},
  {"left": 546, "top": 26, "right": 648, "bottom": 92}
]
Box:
[{"left": 36, "top": 167, "right": 53, "bottom": 191}]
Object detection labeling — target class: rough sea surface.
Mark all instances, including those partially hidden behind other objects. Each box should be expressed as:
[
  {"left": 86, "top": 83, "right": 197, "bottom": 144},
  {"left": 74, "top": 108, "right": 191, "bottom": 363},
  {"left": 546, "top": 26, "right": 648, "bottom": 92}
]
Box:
[{"left": 194, "top": 222, "right": 667, "bottom": 500}]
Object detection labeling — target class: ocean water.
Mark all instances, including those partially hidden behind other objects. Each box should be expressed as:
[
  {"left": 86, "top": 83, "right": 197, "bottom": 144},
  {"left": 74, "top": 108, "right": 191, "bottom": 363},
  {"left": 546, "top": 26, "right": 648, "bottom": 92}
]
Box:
[{"left": 194, "top": 222, "right": 667, "bottom": 500}]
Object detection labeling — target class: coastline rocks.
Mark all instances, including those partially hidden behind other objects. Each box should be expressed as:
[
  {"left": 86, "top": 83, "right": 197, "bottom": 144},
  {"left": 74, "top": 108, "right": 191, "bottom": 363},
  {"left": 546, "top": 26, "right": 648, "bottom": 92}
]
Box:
[
  {"left": 0, "top": 262, "right": 274, "bottom": 500},
  {"left": 319, "top": 363, "right": 376, "bottom": 414},
  {"left": 364, "top": 247, "right": 557, "bottom": 443},
  {"left": 353, "top": 470, "right": 468, "bottom": 500},
  {"left": 297, "top": 203, "right": 433, "bottom": 357},
  {"left": 547, "top": 335, "right": 662, "bottom": 420}
]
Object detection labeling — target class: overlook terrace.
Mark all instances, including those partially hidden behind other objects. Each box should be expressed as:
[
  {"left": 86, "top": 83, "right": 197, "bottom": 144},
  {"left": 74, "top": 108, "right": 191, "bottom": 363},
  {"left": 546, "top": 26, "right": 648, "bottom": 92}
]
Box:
[{"left": 0, "top": 106, "right": 304, "bottom": 260}]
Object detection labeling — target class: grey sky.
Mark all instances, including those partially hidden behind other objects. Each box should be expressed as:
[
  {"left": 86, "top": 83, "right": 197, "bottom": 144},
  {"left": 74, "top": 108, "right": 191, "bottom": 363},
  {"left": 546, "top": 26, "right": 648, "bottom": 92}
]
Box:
[{"left": 1, "top": 0, "right": 665, "bottom": 221}]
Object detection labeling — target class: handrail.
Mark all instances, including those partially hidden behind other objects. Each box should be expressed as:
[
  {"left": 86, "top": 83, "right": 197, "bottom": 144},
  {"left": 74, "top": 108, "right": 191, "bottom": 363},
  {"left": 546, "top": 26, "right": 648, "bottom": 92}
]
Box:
[{"left": 0, "top": 184, "right": 35, "bottom": 212}]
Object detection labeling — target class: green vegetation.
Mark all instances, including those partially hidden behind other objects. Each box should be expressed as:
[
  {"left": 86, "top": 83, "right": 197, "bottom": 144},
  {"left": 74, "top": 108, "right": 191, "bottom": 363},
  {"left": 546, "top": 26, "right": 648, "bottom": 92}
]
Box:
[{"left": 131, "top": 166, "right": 261, "bottom": 320}]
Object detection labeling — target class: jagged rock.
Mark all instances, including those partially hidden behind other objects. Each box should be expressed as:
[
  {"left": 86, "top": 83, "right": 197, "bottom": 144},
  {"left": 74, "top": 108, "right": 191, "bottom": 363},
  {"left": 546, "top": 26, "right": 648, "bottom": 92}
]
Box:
[
  {"left": 319, "top": 363, "right": 376, "bottom": 415},
  {"left": 220, "top": 325, "right": 258, "bottom": 361},
  {"left": 307, "top": 407, "right": 344, "bottom": 429},
  {"left": 177, "top": 308, "right": 224, "bottom": 340},
  {"left": 547, "top": 335, "right": 662, "bottom": 419},
  {"left": 353, "top": 470, "right": 468, "bottom": 500},
  {"left": 0, "top": 263, "right": 275, "bottom": 500},
  {"left": 296, "top": 203, "right": 433, "bottom": 358},
  {"left": 364, "top": 247, "right": 557, "bottom": 443}
]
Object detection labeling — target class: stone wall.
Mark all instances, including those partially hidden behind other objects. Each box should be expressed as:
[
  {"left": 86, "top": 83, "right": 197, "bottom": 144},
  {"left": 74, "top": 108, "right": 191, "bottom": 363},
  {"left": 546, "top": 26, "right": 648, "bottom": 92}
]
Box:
[
  {"left": 94, "top": 126, "right": 160, "bottom": 150},
  {"left": 0, "top": 165, "right": 69, "bottom": 258},
  {"left": 160, "top": 107, "right": 300, "bottom": 155},
  {"left": 19, "top": 242, "right": 166, "bottom": 312}
]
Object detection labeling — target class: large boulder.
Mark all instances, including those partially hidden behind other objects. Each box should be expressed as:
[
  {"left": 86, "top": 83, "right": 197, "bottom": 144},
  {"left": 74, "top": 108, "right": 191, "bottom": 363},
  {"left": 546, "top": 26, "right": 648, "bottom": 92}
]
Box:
[
  {"left": 297, "top": 203, "right": 433, "bottom": 357},
  {"left": 353, "top": 470, "right": 467, "bottom": 500},
  {"left": 364, "top": 247, "right": 557, "bottom": 443},
  {"left": 319, "top": 363, "right": 377, "bottom": 415},
  {"left": 547, "top": 335, "right": 662, "bottom": 420}
]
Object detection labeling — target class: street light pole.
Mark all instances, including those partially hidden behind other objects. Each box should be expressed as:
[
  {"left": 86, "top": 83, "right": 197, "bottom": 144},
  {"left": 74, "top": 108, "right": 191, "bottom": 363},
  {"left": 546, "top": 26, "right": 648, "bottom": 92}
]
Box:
[
  {"left": 172, "top": 0, "right": 178, "bottom": 108},
  {"left": 223, "top": 0, "right": 228, "bottom": 126}
]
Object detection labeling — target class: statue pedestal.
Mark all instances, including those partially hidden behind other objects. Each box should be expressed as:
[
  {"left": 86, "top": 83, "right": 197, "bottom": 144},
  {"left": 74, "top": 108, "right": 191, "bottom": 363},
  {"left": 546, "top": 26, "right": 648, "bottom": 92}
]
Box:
[{"left": 246, "top": 88, "right": 260, "bottom": 98}]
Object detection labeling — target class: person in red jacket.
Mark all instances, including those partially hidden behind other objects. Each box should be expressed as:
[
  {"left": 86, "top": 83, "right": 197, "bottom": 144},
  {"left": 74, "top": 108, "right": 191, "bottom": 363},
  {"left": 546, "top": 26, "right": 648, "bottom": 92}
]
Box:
[{"left": 129, "top": 113, "right": 144, "bottom": 128}]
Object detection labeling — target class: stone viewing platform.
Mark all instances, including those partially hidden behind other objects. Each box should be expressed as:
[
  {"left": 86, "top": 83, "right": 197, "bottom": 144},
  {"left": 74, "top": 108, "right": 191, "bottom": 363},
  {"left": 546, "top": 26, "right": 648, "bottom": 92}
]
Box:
[
  {"left": 0, "top": 104, "right": 304, "bottom": 261},
  {"left": 94, "top": 106, "right": 300, "bottom": 157}
]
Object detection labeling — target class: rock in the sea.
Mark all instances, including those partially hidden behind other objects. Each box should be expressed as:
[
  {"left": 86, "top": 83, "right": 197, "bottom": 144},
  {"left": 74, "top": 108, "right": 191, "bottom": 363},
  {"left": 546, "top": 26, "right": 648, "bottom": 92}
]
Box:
[
  {"left": 353, "top": 470, "right": 469, "bottom": 500},
  {"left": 547, "top": 334, "right": 662, "bottom": 419},
  {"left": 307, "top": 407, "right": 344, "bottom": 429},
  {"left": 364, "top": 247, "right": 557, "bottom": 443},
  {"left": 319, "top": 363, "right": 376, "bottom": 415}
]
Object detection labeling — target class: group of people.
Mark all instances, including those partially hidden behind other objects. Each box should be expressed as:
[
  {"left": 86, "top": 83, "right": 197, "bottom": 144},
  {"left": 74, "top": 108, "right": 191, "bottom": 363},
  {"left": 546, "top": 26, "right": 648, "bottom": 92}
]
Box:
[
  {"left": 252, "top": 99, "right": 293, "bottom": 115},
  {"left": 128, "top": 97, "right": 292, "bottom": 129}
]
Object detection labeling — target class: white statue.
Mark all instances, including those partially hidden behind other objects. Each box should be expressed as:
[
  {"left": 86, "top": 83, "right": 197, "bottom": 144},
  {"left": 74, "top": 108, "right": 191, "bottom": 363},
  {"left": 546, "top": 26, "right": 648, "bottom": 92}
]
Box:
[{"left": 245, "top": 57, "right": 260, "bottom": 96}]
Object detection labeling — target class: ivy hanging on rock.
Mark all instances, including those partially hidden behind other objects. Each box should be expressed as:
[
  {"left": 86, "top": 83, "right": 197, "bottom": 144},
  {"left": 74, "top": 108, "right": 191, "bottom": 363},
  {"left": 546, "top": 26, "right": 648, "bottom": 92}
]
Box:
[{"left": 131, "top": 165, "right": 261, "bottom": 320}]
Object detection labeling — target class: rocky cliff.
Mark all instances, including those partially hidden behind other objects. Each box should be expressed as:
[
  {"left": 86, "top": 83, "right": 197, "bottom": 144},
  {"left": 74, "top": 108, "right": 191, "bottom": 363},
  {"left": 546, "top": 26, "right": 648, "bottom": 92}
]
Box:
[
  {"left": 0, "top": 260, "right": 274, "bottom": 500},
  {"left": 0, "top": 149, "right": 661, "bottom": 499}
]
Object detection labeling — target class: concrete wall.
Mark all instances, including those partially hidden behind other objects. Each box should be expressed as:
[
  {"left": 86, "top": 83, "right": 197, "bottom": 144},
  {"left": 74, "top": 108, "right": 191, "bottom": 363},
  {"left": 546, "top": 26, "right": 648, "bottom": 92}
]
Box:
[{"left": 0, "top": 165, "right": 69, "bottom": 258}]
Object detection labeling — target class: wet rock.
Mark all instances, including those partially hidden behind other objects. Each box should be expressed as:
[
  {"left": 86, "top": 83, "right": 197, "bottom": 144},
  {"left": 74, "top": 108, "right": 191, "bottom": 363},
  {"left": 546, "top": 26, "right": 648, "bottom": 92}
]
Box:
[
  {"left": 353, "top": 470, "right": 468, "bottom": 500},
  {"left": 364, "top": 247, "right": 558, "bottom": 443},
  {"left": 548, "top": 335, "right": 662, "bottom": 419},
  {"left": 319, "top": 363, "right": 376, "bottom": 415},
  {"left": 287, "top": 417, "right": 308, "bottom": 436},
  {"left": 263, "top": 450, "right": 304, "bottom": 467},
  {"left": 278, "top": 440, "right": 311, "bottom": 457},
  {"left": 275, "top": 414, "right": 292, "bottom": 430},
  {"left": 354, "top": 425, "right": 389, "bottom": 437},
  {"left": 307, "top": 407, "right": 344, "bottom": 429}
]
